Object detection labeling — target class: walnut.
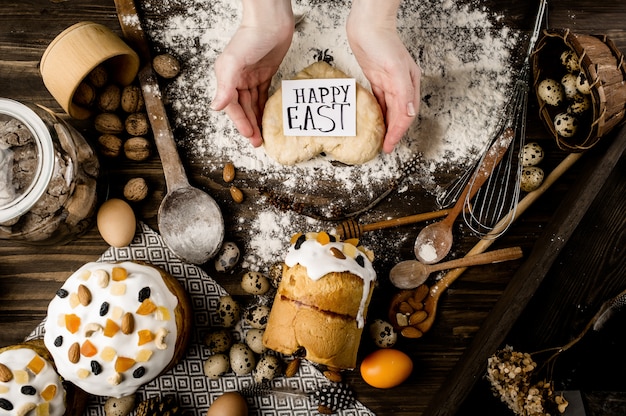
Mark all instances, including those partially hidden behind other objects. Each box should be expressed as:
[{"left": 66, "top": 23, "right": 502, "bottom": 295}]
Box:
[
  {"left": 73, "top": 81, "right": 96, "bottom": 108},
  {"left": 88, "top": 64, "right": 109, "bottom": 88},
  {"left": 97, "top": 84, "right": 121, "bottom": 112},
  {"left": 121, "top": 85, "right": 145, "bottom": 113},
  {"left": 125, "top": 112, "right": 149, "bottom": 136},
  {"left": 124, "top": 137, "right": 151, "bottom": 161},
  {"left": 153, "top": 53, "right": 181, "bottom": 79},
  {"left": 94, "top": 113, "right": 124, "bottom": 134},
  {"left": 97, "top": 134, "right": 123, "bottom": 158},
  {"left": 123, "top": 177, "right": 148, "bottom": 202}
]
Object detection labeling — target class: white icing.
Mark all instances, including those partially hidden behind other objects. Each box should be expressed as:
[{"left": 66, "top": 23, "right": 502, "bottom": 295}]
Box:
[
  {"left": 0, "top": 348, "right": 65, "bottom": 416},
  {"left": 284, "top": 237, "right": 376, "bottom": 328},
  {"left": 44, "top": 262, "right": 179, "bottom": 398}
]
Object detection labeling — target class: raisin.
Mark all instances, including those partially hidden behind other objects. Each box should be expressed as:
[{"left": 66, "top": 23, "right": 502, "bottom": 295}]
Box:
[
  {"left": 54, "top": 335, "right": 63, "bottom": 347},
  {"left": 56, "top": 288, "right": 69, "bottom": 298},
  {"left": 132, "top": 366, "right": 146, "bottom": 378},
  {"left": 294, "top": 234, "right": 306, "bottom": 249},
  {"left": 91, "top": 361, "right": 102, "bottom": 375},
  {"left": 99, "top": 302, "right": 110, "bottom": 316},
  {"left": 21, "top": 385, "right": 36, "bottom": 395},
  {"left": 355, "top": 255, "right": 365, "bottom": 267},
  {"left": 0, "top": 398, "right": 13, "bottom": 410},
  {"left": 138, "top": 287, "right": 151, "bottom": 303}
]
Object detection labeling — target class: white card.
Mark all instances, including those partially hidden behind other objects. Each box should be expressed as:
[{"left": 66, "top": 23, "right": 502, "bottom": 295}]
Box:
[{"left": 281, "top": 78, "right": 356, "bottom": 136}]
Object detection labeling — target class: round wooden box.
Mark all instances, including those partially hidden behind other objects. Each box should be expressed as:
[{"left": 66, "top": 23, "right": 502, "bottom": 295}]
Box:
[{"left": 531, "top": 29, "right": 626, "bottom": 151}]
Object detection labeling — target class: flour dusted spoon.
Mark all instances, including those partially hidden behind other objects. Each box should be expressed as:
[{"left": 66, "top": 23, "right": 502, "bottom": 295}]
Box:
[
  {"left": 115, "top": 0, "right": 225, "bottom": 264},
  {"left": 414, "top": 128, "right": 514, "bottom": 264},
  {"left": 390, "top": 246, "right": 523, "bottom": 289}
]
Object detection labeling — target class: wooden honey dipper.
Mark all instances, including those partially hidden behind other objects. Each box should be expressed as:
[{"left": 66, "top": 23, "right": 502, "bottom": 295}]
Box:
[{"left": 335, "top": 209, "right": 451, "bottom": 240}]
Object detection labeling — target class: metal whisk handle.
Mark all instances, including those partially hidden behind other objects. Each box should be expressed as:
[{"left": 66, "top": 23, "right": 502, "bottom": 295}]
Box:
[{"left": 336, "top": 209, "right": 450, "bottom": 240}]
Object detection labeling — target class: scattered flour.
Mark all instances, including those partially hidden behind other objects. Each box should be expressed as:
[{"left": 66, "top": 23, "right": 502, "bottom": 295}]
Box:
[{"left": 140, "top": 0, "right": 522, "bottom": 270}]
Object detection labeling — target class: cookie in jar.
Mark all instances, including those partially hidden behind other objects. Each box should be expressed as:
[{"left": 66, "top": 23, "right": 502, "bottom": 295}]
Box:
[{"left": 0, "top": 98, "right": 99, "bottom": 244}]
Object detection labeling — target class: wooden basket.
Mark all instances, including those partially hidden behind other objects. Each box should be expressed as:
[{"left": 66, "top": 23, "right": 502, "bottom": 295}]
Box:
[{"left": 531, "top": 29, "right": 626, "bottom": 151}]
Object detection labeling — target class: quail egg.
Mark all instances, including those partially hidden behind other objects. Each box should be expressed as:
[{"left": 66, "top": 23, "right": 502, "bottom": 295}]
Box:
[
  {"left": 245, "top": 328, "right": 267, "bottom": 354},
  {"left": 241, "top": 271, "right": 271, "bottom": 295},
  {"left": 369, "top": 319, "right": 398, "bottom": 348},
  {"left": 554, "top": 112, "right": 579, "bottom": 138},
  {"left": 229, "top": 343, "right": 256, "bottom": 375},
  {"left": 203, "top": 354, "right": 230, "bottom": 379},
  {"left": 104, "top": 394, "right": 136, "bottom": 416},
  {"left": 537, "top": 78, "right": 565, "bottom": 106},
  {"left": 561, "top": 73, "right": 579, "bottom": 99},
  {"left": 214, "top": 242, "right": 240, "bottom": 272},
  {"left": 568, "top": 93, "right": 591, "bottom": 115},
  {"left": 560, "top": 49, "right": 580, "bottom": 73},
  {"left": 253, "top": 354, "right": 283, "bottom": 384},
  {"left": 244, "top": 305, "right": 271, "bottom": 329},
  {"left": 217, "top": 295, "right": 240, "bottom": 328},
  {"left": 576, "top": 71, "right": 592, "bottom": 95},
  {"left": 520, "top": 166, "right": 545, "bottom": 192},
  {"left": 521, "top": 142, "right": 544, "bottom": 167},
  {"left": 204, "top": 329, "right": 233, "bottom": 353}
]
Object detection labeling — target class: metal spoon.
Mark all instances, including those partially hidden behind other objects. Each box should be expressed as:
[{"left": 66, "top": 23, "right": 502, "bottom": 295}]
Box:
[
  {"left": 413, "top": 127, "right": 514, "bottom": 264},
  {"left": 390, "top": 246, "right": 523, "bottom": 289},
  {"left": 115, "top": 0, "right": 225, "bottom": 264}
]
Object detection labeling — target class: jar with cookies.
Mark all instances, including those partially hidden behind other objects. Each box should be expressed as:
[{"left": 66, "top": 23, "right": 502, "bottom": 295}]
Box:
[{"left": 0, "top": 98, "right": 100, "bottom": 244}]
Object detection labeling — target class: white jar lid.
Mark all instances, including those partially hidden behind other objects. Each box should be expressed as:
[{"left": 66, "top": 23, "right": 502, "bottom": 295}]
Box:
[{"left": 0, "top": 98, "right": 55, "bottom": 223}]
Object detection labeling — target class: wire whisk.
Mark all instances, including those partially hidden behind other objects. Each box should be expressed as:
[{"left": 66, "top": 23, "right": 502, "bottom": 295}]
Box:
[{"left": 437, "top": 0, "right": 549, "bottom": 239}]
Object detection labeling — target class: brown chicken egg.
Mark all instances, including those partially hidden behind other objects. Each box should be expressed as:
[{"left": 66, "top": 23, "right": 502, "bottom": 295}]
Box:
[
  {"left": 206, "top": 392, "right": 248, "bottom": 416},
  {"left": 96, "top": 198, "right": 136, "bottom": 247}
]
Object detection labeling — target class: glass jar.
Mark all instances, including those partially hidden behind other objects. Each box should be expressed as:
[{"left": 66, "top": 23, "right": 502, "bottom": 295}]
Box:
[{"left": 0, "top": 98, "right": 99, "bottom": 244}]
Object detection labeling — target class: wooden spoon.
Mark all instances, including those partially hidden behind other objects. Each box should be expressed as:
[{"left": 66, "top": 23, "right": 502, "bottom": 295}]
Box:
[
  {"left": 413, "top": 127, "right": 514, "bottom": 264},
  {"left": 115, "top": 0, "right": 225, "bottom": 264},
  {"left": 389, "top": 246, "right": 523, "bottom": 289}
]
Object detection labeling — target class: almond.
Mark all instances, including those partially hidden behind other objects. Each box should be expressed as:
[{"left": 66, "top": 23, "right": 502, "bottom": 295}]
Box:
[
  {"left": 408, "top": 310, "right": 428, "bottom": 325},
  {"left": 222, "top": 162, "right": 235, "bottom": 183},
  {"left": 77, "top": 284, "right": 92, "bottom": 306},
  {"left": 412, "top": 284, "right": 430, "bottom": 303},
  {"left": 400, "top": 326, "right": 423, "bottom": 339},
  {"left": 68, "top": 342, "right": 80, "bottom": 363},
  {"left": 0, "top": 362, "right": 13, "bottom": 382},
  {"left": 121, "top": 312, "right": 134, "bottom": 335},
  {"left": 284, "top": 358, "right": 301, "bottom": 378},
  {"left": 323, "top": 369, "right": 342, "bottom": 383},
  {"left": 229, "top": 186, "right": 244, "bottom": 204}
]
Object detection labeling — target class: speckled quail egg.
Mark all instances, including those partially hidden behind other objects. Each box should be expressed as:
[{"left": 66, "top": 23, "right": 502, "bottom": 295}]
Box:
[
  {"left": 568, "top": 93, "right": 591, "bottom": 115},
  {"left": 241, "top": 271, "right": 271, "bottom": 295},
  {"left": 554, "top": 112, "right": 579, "bottom": 138},
  {"left": 244, "top": 304, "right": 271, "bottom": 329},
  {"left": 576, "top": 71, "right": 592, "bottom": 95},
  {"left": 217, "top": 295, "right": 240, "bottom": 328},
  {"left": 214, "top": 242, "right": 240, "bottom": 272},
  {"left": 253, "top": 354, "right": 283, "bottom": 384},
  {"left": 560, "top": 49, "right": 580, "bottom": 73},
  {"left": 204, "top": 354, "right": 230, "bottom": 379},
  {"left": 205, "top": 329, "right": 233, "bottom": 353},
  {"left": 521, "top": 142, "right": 544, "bottom": 167},
  {"left": 245, "top": 328, "right": 267, "bottom": 354},
  {"left": 561, "top": 73, "right": 579, "bottom": 99},
  {"left": 229, "top": 343, "right": 256, "bottom": 375},
  {"left": 537, "top": 78, "right": 565, "bottom": 106},
  {"left": 104, "top": 394, "right": 136, "bottom": 416},
  {"left": 369, "top": 319, "right": 398, "bottom": 348},
  {"left": 520, "top": 166, "right": 545, "bottom": 192}
]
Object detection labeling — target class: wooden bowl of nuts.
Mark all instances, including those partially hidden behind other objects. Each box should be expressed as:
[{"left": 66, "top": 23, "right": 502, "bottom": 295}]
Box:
[
  {"left": 531, "top": 29, "right": 626, "bottom": 151},
  {"left": 40, "top": 22, "right": 140, "bottom": 120}
]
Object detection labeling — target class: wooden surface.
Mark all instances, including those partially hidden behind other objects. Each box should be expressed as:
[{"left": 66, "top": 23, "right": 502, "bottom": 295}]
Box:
[{"left": 1, "top": 1, "right": 626, "bottom": 415}]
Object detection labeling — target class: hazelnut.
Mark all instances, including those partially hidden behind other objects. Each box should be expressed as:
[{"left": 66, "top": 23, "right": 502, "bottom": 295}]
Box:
[
  {"left": 153, "top": 53, "right": 181, "bottom": 79},
  {"left": 121, "top": 85, "right": 145, "bottom": 113},
  {"left": 94, "top": 113, "right": 124, "bottom": 135},
  {"left": 97, "top": 84, "right": 121, "bottom": 112},
  {"left": 125, "top": 112, "right": 150, "bottom": 136},
  {"left": 97, "top": 134, "right": 123, "bottom": 158},
  {"left": 124, "top": 137, "right": 151, "bottom": 161},
  {"left": 123, "top": 177, "right": 149, "bottom": 202}
]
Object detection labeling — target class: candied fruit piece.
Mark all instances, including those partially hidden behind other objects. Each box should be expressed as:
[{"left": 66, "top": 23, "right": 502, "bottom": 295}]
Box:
[
  {"left": 76, "top": 368, "right": 90, "bottom": 379},
  {"left": 27, "top": 354, "right": 46, "bottom": 375},
  {"left": 103, "top": 319, "right": 120, "bottom": 338},
  {"left": 135, "top": 349, "right": 153, "bottom": 362},
  {"left": 290, "top": 232, "right": 303, "bottom": 245},
  {"left": 316, "top": 231, "right": 331, "bottom": 245},
  {"left": 111, "top": 306, "right": 124, "bottom": 320},
  {"left": 343, "top": 243, "right": 358, "bottom": 258},
  {"left": 137, "top": 330, "right": 154, "bottom": 346},
  {"left": 136, "top": 299, "right": 157, "bottom": 315},
  {"left": 111, "top": 267, "right": 128, "bottom": 281},
  {"left": 79, "top": 270, "right": 91, "bottom": 281},
  {"left": 40, "top": 384, "right": 57, "bottom": 402},
  {"left": 80, "top": 340, "right": 98, "bottom": 357},
  {"left": 0, "top": 386, "right": 8, "bottom": 394},
  {"left": 100, "top": 346, "right": 116, "bottom": 362},
  {"left": 37, "top": 402, "right": 50, "bottom": 416},
  {"left": 14, "top": 369, "right": 29, "bottom": 384},
  {"left": 110, "top": 282, "right": 127, "bottom": 296},
  {"left": 344, "top": 237, "right": 359, "bottom": 247},
  {"left": 65, "top": 314, "right": 81, "bottom": 334},
  {"left": 115, "top": 357, "right": 136, "bottom": 373},
  {"left": 156, "top": 306, "right": 171, "bottom": 321},
  {"left": 69, "top": 293, "right": 80, "bottom": 309}
]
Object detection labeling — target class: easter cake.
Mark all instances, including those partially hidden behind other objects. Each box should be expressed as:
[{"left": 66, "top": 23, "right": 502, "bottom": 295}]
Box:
[
  {"left": 262, "top": 232, "right": 376, "bottom": 370},
  {"left": 0, "top": 339, "right": 86, "bottom": 416},
  {"left": 43, "top": 261, "right": 191, "bottom": 398}
]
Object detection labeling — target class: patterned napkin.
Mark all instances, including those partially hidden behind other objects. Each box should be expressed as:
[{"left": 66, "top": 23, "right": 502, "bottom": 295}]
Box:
[{"left": 28, "top": 221, "right": 375, "bottom": 416}]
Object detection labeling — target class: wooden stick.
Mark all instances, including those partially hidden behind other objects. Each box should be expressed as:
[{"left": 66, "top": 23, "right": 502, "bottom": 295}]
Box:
[{"left": 336, "top": 209, "right": 450, "bottom": 239}]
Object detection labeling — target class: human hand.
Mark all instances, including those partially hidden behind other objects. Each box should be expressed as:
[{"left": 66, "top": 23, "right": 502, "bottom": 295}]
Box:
[
  {"left": 347, "top": 0, "right": 421, "bottom": 153},
  {"left": 210, "top": 0, "right": 294, "bottom": 147}
]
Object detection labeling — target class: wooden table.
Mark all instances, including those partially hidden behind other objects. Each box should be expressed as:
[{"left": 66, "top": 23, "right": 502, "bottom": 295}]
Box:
[{"left": 1, "top": 1, "right": 626, "bottom": 415}]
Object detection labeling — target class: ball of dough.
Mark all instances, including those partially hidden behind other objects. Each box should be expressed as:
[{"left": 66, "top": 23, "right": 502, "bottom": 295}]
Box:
[{"left": 262, "top": 61, "right": 385, "bottom": 165}]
